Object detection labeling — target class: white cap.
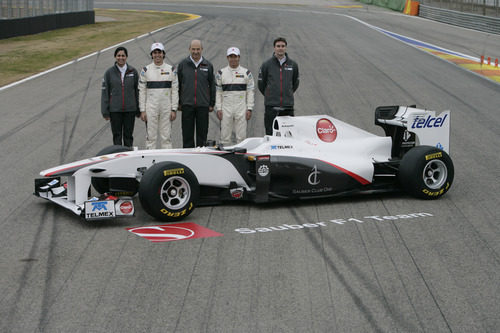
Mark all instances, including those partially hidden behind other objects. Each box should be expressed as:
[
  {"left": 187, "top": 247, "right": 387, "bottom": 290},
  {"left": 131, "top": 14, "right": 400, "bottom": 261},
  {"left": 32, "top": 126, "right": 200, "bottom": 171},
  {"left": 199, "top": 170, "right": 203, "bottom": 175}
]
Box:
[
  {"left": 151, "top": 42, "right": 165, "bottom": 53},
  {"left": 227, "top": 47, "right": 240, "bottom": 56}
]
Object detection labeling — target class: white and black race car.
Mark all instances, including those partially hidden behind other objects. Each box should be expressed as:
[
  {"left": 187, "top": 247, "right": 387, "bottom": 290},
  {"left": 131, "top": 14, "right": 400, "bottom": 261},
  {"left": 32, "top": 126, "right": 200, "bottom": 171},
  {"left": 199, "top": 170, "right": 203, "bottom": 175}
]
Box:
[{"left": 34, "top": 105, "right": 454, "bottom": 222}]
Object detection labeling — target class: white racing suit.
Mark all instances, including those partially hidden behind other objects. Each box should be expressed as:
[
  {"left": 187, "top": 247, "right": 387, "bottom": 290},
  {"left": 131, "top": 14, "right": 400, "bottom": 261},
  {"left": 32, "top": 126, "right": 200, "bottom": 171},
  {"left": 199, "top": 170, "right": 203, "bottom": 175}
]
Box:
[
  {"left": 139, "top": 62, "right": 178, "bottom": 149},
  {"left": 215, "top": 65, "right": 255, "bottom": 146}
]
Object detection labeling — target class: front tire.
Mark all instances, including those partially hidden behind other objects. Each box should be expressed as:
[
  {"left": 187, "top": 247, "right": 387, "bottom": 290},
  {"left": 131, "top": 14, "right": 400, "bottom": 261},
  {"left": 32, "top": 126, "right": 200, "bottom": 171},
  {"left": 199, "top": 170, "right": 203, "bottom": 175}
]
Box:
[
  {"left": 139, "top": 162, "right": 199, "bottom": 221},
  {"left": 398, "top": 146, "right": 454, "bottom": 199}
]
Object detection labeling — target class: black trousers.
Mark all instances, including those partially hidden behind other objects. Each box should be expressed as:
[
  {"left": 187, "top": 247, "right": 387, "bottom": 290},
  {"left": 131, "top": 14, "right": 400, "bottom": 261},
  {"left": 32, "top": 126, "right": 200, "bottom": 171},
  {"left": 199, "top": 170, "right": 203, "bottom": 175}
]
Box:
[
  {"left": 181, "top": 105, "right": 209, "bottom": 148},
  {"left": 110, "top": 112, "right": 136, "bottom": 147},
  {"left": 264, "top": 106, "right": 294, "bottom": 135}
]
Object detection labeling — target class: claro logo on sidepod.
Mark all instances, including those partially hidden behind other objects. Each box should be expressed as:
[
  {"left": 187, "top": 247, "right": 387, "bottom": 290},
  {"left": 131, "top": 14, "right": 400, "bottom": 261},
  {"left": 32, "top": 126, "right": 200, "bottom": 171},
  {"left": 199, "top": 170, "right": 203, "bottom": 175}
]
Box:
[{"left": 316, "top": 118, "right": 337, "bottom": 142}]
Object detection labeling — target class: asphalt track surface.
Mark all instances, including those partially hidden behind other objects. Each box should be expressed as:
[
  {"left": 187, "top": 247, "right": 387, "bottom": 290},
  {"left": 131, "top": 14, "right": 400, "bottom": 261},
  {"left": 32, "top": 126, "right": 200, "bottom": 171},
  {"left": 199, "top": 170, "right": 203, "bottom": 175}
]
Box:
[{"left": 1, "top": 1, "right": 499, "bottom": 332}]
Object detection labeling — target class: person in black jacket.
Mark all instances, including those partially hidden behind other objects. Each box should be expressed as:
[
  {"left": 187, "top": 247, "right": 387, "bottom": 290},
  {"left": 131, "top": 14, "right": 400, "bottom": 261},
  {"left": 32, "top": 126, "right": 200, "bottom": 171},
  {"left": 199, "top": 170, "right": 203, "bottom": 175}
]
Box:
[
  {"left": 177, "top": 39, "right": 216, "bottom": 148},
  {"left": 101, "top": 46, "right": 139, "bottom": 147},
  {"left": 258, "top": 37, "right": 300, "bottom": 135}
]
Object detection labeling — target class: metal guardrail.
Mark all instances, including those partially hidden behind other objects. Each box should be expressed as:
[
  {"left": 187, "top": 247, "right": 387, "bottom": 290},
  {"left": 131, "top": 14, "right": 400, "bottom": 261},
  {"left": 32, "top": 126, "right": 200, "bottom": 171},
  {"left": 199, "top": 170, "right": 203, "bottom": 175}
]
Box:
[
  {"left": 419, "top": 5, "right": 500, "bottom": 34},
  {"left": 0, "top": 0, "right": 94, "bottom": 19},
  {"left": 419, "top": 0, "right": 500, "bottom": 16}
]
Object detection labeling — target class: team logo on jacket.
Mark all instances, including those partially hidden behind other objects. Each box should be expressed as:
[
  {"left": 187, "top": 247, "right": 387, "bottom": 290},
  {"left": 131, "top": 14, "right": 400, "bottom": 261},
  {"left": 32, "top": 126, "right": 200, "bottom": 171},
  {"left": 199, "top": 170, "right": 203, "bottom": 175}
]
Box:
[{"left": 316, "top": 118, "right": 337, "bottom": 143}]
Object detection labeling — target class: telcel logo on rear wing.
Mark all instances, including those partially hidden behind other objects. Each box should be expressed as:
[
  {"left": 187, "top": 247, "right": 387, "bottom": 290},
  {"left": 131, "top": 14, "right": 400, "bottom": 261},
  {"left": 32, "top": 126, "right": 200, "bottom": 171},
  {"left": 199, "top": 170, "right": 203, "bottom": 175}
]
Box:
[
  {"left": 410, "top": 113, "right": 448, "bottom": 129},
  {"left": 408, "top": 111, "right": 450, "bottom": 153}
]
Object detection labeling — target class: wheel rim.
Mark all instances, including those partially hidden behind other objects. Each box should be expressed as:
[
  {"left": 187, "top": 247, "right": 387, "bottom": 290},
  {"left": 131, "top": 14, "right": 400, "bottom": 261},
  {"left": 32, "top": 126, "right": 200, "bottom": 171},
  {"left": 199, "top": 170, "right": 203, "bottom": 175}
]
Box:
[
  {"left": 422, "top": 159, "right": 447, "bottom": 189},
  {"left": 160, "top": 176, "right": 191, "bottom": 210}
]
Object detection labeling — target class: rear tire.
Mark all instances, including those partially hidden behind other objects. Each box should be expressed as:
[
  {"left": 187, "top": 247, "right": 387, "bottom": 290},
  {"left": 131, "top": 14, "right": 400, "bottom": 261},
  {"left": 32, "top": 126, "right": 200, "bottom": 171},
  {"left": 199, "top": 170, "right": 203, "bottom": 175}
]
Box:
[
  {"left": 91, "top": 145, "right": 136, "bottom": 195},
  {"left": 139, "top": 162, "right": 199, "bottom": 221},
  {"left": 398, "top": 146, "right": 454, "bottom": 199}
]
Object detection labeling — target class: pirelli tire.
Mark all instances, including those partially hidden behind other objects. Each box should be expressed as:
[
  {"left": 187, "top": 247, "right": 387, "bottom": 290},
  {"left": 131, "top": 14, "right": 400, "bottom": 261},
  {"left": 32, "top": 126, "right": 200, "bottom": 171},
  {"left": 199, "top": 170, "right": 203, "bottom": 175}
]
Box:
[
  {"left": 398, "top": 146, "right": 454, "bottom": 200},
  {"left": 139, "top": 162, "right": 199, "bottom": 222},
  {"left": 91, "top": 145, "right": 136, "bottom": 196}
]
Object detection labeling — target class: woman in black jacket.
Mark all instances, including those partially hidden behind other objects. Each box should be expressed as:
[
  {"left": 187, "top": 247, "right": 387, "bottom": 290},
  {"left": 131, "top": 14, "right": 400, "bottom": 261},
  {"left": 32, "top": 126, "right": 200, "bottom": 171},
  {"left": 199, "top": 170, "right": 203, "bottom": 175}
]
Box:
[{"left": 101, "top": 46, "right": 139, "bottom": 147}]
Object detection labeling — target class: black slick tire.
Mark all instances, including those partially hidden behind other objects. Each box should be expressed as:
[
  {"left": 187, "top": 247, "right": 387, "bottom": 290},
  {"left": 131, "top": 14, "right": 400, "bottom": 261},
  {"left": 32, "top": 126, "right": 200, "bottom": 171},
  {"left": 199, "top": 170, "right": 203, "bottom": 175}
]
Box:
[
  {"left": 139, "top": 162, "right": 199, "bottom": 222},
  {"left": 398, "top": 146, "right": 454, "bottom": 199}
]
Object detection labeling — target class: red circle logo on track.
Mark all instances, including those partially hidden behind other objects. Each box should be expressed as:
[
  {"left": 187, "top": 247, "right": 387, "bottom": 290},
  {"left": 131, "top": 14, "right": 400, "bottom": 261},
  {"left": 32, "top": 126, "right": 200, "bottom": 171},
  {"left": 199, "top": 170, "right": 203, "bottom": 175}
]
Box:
[
  {"left": 127, "top": 223, "right": 224, "bottom": 243},
  {"left": 316, "top": 118, "right": 337, "bottom": 142},
  {"left": 129, "top": 226, "right": 195, "bottom": 242}
]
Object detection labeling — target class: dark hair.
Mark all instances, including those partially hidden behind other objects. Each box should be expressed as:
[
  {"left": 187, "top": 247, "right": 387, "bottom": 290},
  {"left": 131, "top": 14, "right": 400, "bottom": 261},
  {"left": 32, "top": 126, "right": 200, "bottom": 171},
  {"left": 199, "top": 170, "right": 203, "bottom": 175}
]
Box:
[
  {"left": 273, "top": 37, "right": 287, "bottom": 47},
  {"left": 114, "top": 46, "right": 128, "bottom": 57}
]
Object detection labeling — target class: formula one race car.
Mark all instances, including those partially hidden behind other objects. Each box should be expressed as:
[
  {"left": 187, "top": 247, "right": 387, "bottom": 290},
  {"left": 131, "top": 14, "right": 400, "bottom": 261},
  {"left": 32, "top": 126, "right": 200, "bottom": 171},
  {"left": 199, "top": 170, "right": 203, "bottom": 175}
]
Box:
[{"left": 34, "top": 105, "right": 454, "bottom": 222}]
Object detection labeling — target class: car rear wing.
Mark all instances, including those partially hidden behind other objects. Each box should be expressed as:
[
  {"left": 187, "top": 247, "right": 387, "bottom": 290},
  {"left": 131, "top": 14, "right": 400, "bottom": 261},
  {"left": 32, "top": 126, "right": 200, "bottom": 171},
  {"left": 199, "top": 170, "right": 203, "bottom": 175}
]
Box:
[{"left": 375, "top": 105, "right": 450, "bottom": 157}]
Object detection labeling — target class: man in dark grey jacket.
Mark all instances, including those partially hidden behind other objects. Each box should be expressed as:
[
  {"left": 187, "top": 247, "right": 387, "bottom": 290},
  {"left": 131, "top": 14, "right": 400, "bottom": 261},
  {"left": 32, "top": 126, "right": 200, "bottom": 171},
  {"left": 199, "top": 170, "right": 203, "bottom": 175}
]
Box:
[
  {"left": 177, "top": 39, "right": 216, "bottom": 148},
  {"left": 258, "top": 37, "right": 299, "bottom": 135}
]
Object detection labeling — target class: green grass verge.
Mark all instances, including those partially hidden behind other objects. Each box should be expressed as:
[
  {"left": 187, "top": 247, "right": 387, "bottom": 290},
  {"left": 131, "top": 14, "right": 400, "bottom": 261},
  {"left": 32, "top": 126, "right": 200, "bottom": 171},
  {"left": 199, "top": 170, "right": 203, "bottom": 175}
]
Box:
[{"left": 0, "top": 9, "right": 193, "bottom": 87}]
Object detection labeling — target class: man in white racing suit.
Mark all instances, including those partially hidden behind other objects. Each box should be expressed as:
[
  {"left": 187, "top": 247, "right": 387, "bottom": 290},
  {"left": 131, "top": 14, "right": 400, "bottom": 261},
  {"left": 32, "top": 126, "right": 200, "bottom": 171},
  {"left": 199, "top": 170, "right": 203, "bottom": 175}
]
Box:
[
  {"left": 139, "top": 42, "right": 178, "bottom": 149},
  {"left": 216, "top": 47, "right": 255, "bottom": 146}
]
